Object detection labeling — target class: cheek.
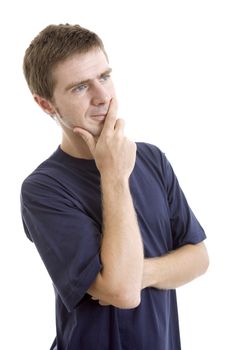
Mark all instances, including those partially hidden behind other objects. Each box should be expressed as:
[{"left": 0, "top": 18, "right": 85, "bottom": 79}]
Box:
[
  {"left": 109, "top": 82, "right": 117, "bottom": 98},
  {"left": 59, "top": 98, "right": 85, "bottom": 119}
]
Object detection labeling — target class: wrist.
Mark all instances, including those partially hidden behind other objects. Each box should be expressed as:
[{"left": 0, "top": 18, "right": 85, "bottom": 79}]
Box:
[
  {"left": 101, "top": 174, "right": 129, "bottom": 189},
  {"left": 142, "top": 258, "right": 159, "bottom": 289}
]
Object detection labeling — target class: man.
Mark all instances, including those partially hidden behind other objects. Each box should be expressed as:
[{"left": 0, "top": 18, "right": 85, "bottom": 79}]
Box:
[{"left": 20, "top": 24, "right": 209, "bottom": 350}]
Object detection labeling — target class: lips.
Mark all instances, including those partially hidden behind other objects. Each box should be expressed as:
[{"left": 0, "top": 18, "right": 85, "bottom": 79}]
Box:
[{"left": 91, "top": 114, "right": 106, "bottom": 121}]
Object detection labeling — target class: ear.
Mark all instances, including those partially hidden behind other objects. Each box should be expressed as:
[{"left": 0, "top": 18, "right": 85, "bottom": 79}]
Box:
[{"left": 33, "top": 94, "right": 56, "bottom": 117}]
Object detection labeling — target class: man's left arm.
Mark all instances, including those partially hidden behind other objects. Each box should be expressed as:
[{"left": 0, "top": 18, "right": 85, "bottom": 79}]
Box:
[{"left": 142, "top": 242, "right": 209, "bottom": 290}]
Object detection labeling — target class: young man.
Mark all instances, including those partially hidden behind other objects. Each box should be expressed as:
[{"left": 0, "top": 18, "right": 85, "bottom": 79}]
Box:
[{"left": 21, "top": 24, "right": 209, "bottom": 350}]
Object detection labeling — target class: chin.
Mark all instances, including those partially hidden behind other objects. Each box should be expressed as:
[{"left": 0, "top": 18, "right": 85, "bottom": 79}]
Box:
[{"left": 91, "top": 125, "right": 104, "bottom": 137}]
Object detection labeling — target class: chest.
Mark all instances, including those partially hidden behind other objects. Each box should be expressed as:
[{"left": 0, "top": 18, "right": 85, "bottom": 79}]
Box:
[{"left": 64, "top": 164, "right": 173, "bottom": 256}]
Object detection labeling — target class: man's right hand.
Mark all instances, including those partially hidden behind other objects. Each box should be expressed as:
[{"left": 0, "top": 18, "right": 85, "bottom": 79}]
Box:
[{"left": 73, "top": 98, "right": 137, "bottom": 180}]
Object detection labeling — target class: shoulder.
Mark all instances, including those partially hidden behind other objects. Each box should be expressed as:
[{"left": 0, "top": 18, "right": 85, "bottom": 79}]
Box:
[
  {"left": 134, "top": 142, "right": 175, "bottom": 188},
  {"left": 136, "top": 141, "right": 164, "bottom": 158},
  {"left": 21, "top": 150, "right": 64, "bottom": 202},
  {"left": 135, "top": 141, "right": 167, "bottom": 168}
]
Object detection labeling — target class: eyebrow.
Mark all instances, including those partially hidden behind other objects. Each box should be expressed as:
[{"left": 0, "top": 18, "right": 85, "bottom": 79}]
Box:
[{"left": 65, "top": 68, "right": 113, "bottom": 91}]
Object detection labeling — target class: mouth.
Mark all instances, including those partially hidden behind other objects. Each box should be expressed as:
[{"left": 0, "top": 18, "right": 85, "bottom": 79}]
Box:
[{"left": 90, "top": 114, "right": 107, "bottom": 121}]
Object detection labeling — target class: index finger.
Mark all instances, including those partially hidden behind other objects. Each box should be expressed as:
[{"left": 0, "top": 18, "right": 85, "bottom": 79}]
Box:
[{"left": 102, "top": 97, "right": 118, "bottom": 134}]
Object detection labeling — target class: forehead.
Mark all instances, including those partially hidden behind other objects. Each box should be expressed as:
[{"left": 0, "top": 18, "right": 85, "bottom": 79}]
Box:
[{"left": 52, "top": 48, "right": 109, "bottom": 90}]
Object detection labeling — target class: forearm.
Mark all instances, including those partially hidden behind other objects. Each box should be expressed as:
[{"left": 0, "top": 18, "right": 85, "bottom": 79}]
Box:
[
  {"left": 89, "top": 176, "right": 144, "bottom": 307},
  {"left": 142, "top": 242, "right": 209, "bottom": 290}
]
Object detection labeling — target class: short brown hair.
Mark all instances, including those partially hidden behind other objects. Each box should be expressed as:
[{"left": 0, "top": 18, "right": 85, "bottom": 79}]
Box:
[{"left": 23, "top": 23, "right": 107, "bottom": 100}]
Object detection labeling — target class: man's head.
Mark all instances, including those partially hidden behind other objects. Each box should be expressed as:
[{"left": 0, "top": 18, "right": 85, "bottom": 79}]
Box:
[
  {"left": 23, "top": 23, "right": 108, "bottom": 100},
  {"left": 23, "top": 24, "right": 116, "bottom": 143}
]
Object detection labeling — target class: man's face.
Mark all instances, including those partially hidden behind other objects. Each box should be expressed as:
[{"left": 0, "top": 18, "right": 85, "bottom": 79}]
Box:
[{"left": 51, "top": 48, "right": 116, "bottom": 137}]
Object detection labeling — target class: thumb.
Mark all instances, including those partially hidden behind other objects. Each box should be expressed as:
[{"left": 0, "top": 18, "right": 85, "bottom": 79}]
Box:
[{"left": 73, "top": 127, "right": 96, "bottom": 154}]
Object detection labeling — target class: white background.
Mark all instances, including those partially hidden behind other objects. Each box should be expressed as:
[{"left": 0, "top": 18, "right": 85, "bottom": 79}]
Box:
[{"left": 1, "top": 0, "right": 232, "bottom": 349}]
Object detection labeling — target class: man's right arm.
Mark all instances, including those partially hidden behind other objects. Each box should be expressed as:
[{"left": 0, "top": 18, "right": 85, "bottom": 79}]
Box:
[
  {"left": 74, "top": 98, "right": 144, "bottom": 309},
  {"left": 88, "top": 175, "right": 143, "bottom": 309}
]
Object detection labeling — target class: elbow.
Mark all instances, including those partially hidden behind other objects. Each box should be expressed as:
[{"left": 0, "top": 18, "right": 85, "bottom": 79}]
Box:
[
  {"left": 201, "top": 251, "right": 210, "bottom": 275},
  {"left": 113, "top": 290, "right": 141, "bottom": 309},
  {"left": 90, "top": 272, "right": 141, "bottom": 309},
  {"left": 106, "top": 283, "right": 141, "bottom": 309}
]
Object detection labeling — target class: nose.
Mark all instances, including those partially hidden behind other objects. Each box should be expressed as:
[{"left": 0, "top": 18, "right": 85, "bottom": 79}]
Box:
[{"left": 91, "top": 81, "right": 110, "bottom": 106}]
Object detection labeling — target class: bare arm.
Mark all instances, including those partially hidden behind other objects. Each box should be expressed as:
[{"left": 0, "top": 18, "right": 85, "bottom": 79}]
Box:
[
  {"left": 74, "top": 98, "right": 144, "bottom": 309},
  {"left": 142, "top": 242, "right": 209, "bottom": 290},
  {"left": 88, "top": 177, "right": 143, "bottom": 308}
]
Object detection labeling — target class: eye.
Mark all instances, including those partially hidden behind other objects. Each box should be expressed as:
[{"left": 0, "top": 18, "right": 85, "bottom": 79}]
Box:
[
  {"left": 72, "top": 84, "right": 88, "bottom": 93},
  {"left": 99, "top": 74, "right": 111, "bottom": 82}
]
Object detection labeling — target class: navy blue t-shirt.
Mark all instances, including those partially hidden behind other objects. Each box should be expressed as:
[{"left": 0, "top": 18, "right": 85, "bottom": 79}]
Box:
[{"left": 20, "top": 142, "right": 206, "bottom": 350}]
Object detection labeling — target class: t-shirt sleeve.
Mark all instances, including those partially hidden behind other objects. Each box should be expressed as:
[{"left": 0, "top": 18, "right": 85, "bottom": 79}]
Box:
[
  {"left": 20, "top": 176, "right": 102, "bottom": 312},
  {"left": 162, "top": 153, "right": 206, "bottom": 249}
]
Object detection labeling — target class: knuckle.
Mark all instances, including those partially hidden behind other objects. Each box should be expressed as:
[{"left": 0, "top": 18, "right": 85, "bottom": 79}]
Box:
[
  {"left": 119, "top": 119, "right": 125, "bottom": 127},
  {"left": 104, "top": 131, "right": 112, "bottom": 140},
  {"left": 82, "top": 135, "right": 89, "bottom": 144}
]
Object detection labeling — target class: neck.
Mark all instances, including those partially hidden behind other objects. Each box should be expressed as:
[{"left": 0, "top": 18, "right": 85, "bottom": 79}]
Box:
[{"left": 60, "top": 131, "right": 94, "bottom": 160}]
